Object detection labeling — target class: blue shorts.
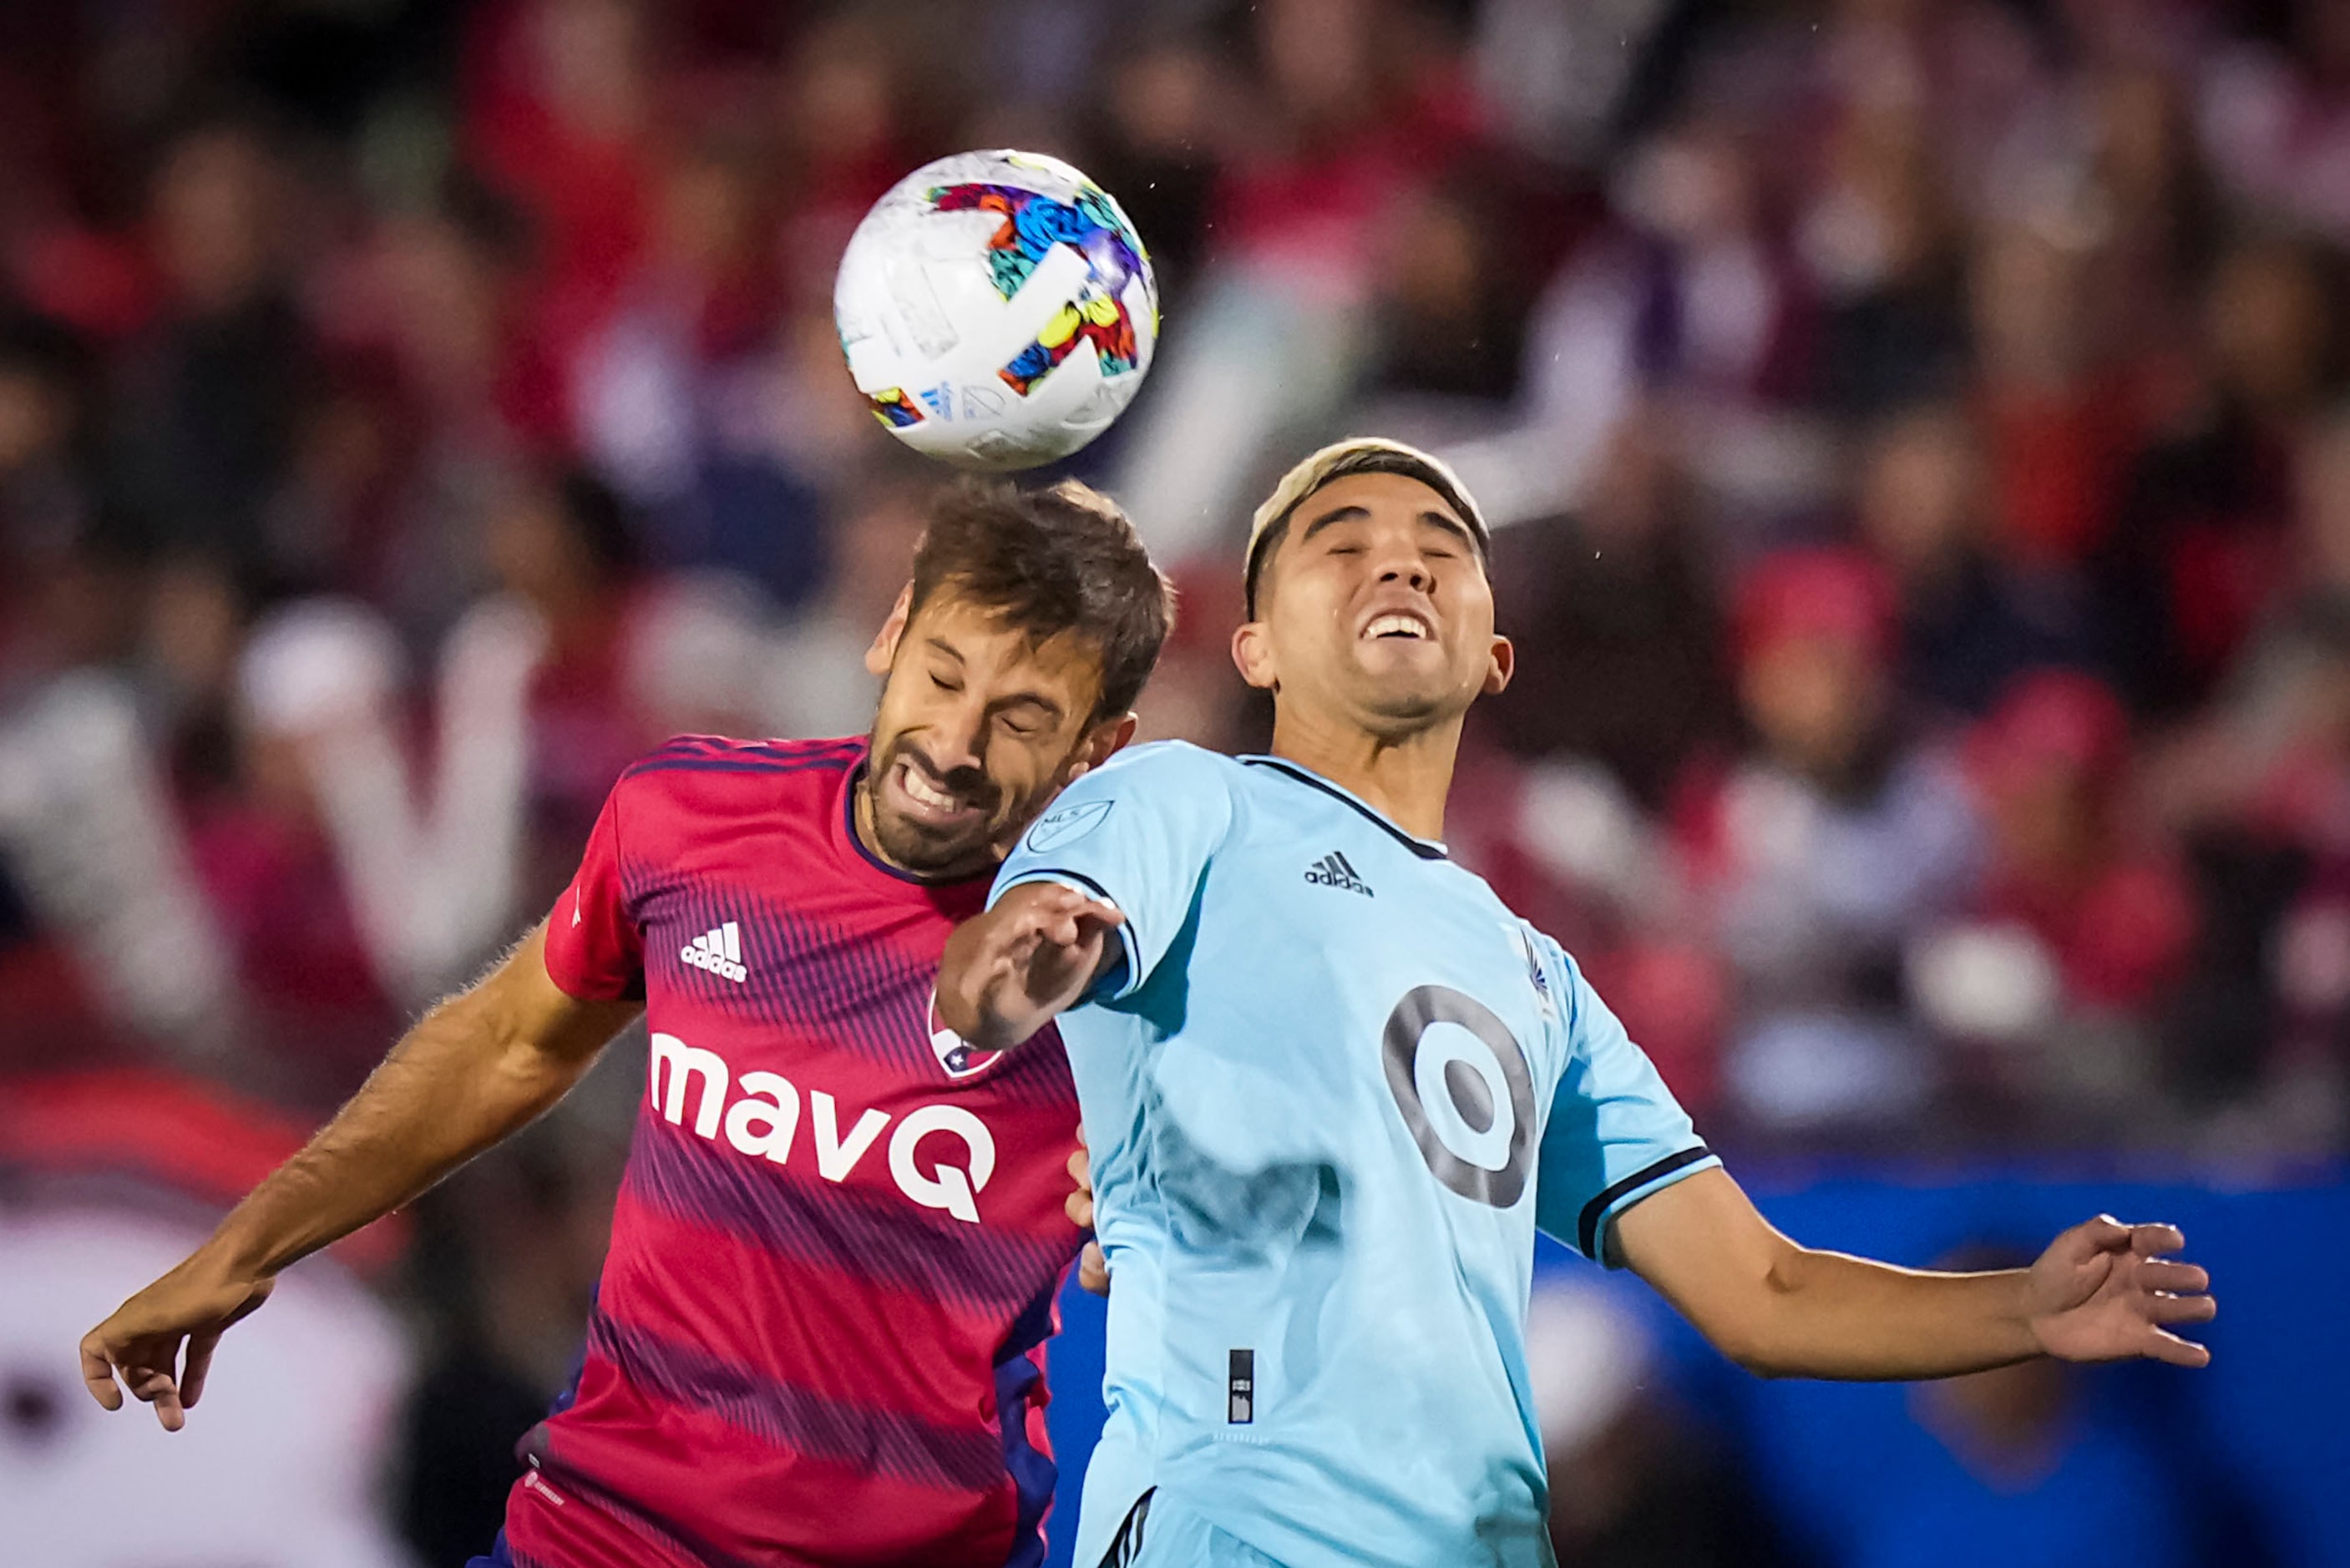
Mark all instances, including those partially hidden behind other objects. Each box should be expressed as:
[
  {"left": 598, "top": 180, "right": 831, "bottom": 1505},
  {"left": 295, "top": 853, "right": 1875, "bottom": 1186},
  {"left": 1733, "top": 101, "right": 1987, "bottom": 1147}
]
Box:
[{"left": 463, "top": 1530, "right": 514, "bottom": 1568}]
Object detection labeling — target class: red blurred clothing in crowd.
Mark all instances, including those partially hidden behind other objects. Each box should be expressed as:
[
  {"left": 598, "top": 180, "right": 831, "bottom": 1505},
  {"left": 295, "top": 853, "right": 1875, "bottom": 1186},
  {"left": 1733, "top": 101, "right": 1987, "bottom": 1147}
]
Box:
[
  {"left": 183, "top": 790, "right": 403, "bottom": 1088},
  {"left": 504, "top": 735, "right": 1084, "bottom": 1568},
  {"left": 1964, "top": 671, "right": 2196, "bottom": 1013},
  {"left": 461, "top": 0, "right": 661, "bottom": 385}
]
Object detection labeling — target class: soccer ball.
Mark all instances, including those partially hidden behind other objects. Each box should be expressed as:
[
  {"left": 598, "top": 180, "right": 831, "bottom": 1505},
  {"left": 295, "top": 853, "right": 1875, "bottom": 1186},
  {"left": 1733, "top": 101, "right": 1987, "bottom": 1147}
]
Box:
[{"left": 833, "top": 150, "right": 1158, "bottom": 472}]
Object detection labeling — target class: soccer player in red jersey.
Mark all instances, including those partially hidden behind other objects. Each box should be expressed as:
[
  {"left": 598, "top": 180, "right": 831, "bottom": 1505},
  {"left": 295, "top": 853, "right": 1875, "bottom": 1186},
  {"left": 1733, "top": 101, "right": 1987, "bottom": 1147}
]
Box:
[{"left": 79, "top": 478, "right": 1174, "bottom": 1568}]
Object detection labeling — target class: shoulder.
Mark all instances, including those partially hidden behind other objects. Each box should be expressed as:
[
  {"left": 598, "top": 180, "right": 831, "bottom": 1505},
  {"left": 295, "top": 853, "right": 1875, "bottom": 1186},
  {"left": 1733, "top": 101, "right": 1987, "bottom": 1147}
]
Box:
[
  {"left": 1087, "top": 739, "right": 1248, "bottom": 795},
  {"left": 614, "top": 734, "right": 865, "bottom": 812},
  {"left": 1011, "top": 742, "right": 1243, "bottom": 864},
  {"left": 1066, "top": 740, "right": 1250, "bottom": 820}
]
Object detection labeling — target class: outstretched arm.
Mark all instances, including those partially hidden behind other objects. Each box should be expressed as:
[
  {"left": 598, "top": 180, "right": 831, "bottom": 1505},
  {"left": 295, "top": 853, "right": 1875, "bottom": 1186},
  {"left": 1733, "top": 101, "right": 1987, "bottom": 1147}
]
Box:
[
  {"left": 1615, "top": 1166, "right": 2216, "bottom": 1380},
  {"left": 80, "top": 923, "right": 641, "bottom": 1429},
  {"left": 938, "top": 882, "right": 1125, "bottom": 1051}
]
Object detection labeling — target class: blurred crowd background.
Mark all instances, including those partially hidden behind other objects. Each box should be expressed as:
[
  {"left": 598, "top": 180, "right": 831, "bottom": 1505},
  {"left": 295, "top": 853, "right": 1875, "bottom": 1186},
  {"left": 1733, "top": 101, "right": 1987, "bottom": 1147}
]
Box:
[{"left": 0, "top": 0, "right": 2344, "bottom": 1564}]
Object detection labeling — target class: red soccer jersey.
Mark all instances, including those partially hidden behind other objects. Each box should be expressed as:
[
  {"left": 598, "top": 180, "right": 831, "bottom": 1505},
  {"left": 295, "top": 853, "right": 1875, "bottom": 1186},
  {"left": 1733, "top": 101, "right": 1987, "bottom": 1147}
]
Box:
[{"left": 507, "top": 736, "right": 1085, "bottom": 1568}]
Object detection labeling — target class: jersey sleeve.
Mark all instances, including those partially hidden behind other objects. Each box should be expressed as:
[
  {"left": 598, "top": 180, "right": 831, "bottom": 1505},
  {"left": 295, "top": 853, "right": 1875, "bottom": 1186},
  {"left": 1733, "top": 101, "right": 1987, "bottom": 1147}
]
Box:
[
  {"left": 990, "top": 742, "right": 1238, "bottom": 1003},
  {"left": 542, "top": 780, "right": 646, "bottom": 1001},
  {"left": 1532, "top": 943, "right": 1718, "bottom": 1266}
]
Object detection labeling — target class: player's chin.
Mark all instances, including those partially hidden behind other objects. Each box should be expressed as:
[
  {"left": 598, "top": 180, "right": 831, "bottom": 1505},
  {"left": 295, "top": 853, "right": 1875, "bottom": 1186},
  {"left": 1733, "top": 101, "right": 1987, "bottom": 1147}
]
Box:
[
  {"left": 869, "top": 809, "right": 995, "bottom": 876},
  {"left": 1346, "top": 664, "right": 1464, "bottom": 723}
]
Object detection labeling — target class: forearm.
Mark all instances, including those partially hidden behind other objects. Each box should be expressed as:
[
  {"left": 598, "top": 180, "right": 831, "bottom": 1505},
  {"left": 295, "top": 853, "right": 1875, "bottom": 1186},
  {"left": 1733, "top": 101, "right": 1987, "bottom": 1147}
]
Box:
[
  {"left": 206, "top": 990, "right": 601, "bottom": 1278},
  {"left": 1620, "top": 1170, "right": 2044, "bottom": 1382},
  {"left": 1726, "top": 1247, "right": 2039, "bottom": 1380}
]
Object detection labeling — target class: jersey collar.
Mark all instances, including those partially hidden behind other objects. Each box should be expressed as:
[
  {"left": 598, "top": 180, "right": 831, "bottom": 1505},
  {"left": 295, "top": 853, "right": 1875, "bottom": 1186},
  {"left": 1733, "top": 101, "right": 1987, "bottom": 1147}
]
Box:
[{"left": 1239, "top": 755, "right": 1449, "bottom": 860}]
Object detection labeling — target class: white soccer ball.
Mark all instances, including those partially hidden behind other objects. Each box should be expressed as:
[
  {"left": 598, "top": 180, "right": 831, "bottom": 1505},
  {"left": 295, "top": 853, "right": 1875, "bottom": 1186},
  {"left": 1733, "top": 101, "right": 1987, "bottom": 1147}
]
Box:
[{"left": 833, "top": 149, "right": 1158, "bottom": 471}]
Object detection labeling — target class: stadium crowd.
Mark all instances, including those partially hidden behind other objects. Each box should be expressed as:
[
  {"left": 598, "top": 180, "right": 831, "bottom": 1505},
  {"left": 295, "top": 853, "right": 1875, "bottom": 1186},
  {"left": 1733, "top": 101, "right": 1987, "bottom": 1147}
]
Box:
[{"left": 0, "top": 1, "right": 2338, "bottom": 1564}]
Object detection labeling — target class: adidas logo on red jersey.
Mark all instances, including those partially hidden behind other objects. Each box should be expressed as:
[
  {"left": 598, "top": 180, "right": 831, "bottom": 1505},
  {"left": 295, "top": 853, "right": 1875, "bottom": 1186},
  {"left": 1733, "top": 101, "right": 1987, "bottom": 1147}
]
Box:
[{"left": 681, "top": 921, "right": 747, "bottom": 983}]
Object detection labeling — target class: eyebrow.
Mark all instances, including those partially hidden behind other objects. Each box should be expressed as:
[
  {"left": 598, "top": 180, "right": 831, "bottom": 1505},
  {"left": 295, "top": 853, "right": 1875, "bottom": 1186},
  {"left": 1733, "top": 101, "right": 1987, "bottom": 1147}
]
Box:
[
  {"left": 925, "top": 635, "right": 1068, "bottom": 722},
  {"left": 1298, "top": 504, "right": 1476, "bottom": 549}
]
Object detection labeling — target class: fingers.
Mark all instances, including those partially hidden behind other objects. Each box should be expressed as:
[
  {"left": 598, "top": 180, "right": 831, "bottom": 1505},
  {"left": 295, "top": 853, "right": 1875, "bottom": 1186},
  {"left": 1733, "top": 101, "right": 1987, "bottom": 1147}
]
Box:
[
  {"left": 1065, "top": 1145, "right": 1096, "bottom": 1228},
  {"left": 79, "top": 1333, "right": 124, "bottom": 1412},
  {"left": 2063, "top": 1215, "right": 2185, "bottom": 1264},
  {"left": 1014, "top": 886, "right": 1122, "bottom": 947},
  {"left": 2149, "top": 1290, "right": 2218, "bottom": 1327},
  {"left": 2073, "top": 1214, "right": 2134, "bottom": 1255},
  {"left": 126, "top": 1366, "right": 186, "bottom": 1432},
  {"left": 180, "top": 1331, "right": 222, "bottom": 1409},
  {"left": 2133, "top": 1257, "right": 2209, "bottom": 1295},
  {"left": 1067, "top": 1132, "right": 1102, "bottom": 1272},
  {"left": 2142, "top": 1326, "right": 2212, "bottom": 1368}
]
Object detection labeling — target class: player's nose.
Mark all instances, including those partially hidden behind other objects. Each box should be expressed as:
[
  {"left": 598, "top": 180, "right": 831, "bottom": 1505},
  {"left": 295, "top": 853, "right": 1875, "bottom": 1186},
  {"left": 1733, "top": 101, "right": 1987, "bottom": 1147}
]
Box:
[
  {"left": 928, "top": 690, "right": 991, "bottom": 771},
  {"left": 1373, "top": 553, "right": 1435, "bottom": 594}
]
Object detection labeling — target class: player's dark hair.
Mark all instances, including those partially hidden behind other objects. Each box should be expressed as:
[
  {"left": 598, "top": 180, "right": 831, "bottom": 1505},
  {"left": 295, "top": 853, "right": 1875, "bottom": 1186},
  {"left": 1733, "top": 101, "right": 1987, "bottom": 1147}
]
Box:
[{"left": 908, "top": 478, "right": 1175, "bottom": 723}]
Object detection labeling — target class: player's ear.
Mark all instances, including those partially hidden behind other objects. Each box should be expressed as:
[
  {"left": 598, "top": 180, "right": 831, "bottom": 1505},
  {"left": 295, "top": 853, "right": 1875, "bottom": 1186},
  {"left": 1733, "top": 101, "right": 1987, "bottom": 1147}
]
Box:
[
  {"left": 1481, "top": 635, "right": 1514, "bottom": 697},
  {"left": 864, "top": 584, "right": 914, "bottom": 676},
  {"left": 1232, "top": 620, "right": 1277, "bottom": 691},
  {"left": 1071, "top": 712, "right": 1137, "bottom": 780}
]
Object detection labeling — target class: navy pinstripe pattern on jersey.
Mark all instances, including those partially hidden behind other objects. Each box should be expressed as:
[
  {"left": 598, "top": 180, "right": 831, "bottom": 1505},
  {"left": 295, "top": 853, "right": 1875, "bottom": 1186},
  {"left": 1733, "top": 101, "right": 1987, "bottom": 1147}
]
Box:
[
  {"left": 621, "top": 1115, "right": 1074, "bottom": 1316},
  {"left": 585, "top": 1306, "right": 1009, "bottom": 1491}
]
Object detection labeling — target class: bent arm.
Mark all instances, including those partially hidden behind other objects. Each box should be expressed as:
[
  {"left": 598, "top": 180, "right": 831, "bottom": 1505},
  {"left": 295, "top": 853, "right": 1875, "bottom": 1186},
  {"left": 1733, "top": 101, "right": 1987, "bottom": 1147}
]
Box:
[
  {"left": 208, "top": 922, "right": 639, "bottom": 1277},
  {"left": 82, "top": 923, "right": 640, "bottom": 1428},
  {"left": 1615, "top": 1167, "right": 2039, "bottom": 1380},
  {"left": 938, "top": 882, "right": 1122, "bottom": 1051}
]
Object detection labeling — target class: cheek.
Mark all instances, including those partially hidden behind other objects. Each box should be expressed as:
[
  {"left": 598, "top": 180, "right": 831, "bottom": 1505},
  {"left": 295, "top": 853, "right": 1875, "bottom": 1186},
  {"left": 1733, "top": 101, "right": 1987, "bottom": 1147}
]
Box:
[{"left": 990, "top": 749, "right": 1051, "bottom": 810}]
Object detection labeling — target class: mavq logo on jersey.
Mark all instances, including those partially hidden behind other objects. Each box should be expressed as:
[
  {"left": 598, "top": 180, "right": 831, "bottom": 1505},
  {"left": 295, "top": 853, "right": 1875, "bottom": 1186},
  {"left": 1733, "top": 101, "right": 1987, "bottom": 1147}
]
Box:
[{"left": 648, "top": 1034, "right": 997, "bottom": 1222}]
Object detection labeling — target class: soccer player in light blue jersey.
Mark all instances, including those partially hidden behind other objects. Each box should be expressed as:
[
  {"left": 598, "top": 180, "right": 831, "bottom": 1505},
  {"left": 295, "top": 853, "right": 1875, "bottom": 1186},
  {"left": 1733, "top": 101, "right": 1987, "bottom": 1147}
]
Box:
[{"left": 939, "top": 438, "right": 2216, "bottom": 1568}]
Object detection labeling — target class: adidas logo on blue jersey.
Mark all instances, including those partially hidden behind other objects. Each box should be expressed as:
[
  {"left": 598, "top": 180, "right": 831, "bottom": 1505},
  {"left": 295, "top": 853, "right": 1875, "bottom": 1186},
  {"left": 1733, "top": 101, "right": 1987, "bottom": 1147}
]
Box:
[
  {"left": 1304, "top": 851, "right": 1373, "bottom": 897},
  {"left": 681, "top": 921, "right": 747, "bottom": 983}
]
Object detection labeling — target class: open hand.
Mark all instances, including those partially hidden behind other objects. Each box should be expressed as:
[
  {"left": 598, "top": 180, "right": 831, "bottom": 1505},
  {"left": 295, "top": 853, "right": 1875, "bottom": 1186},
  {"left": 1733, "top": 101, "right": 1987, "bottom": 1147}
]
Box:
[
  {"left": 80, "top": 1255, "right": 276, "bottom": 1431},
  {"left": 943, "top": 883, "right": 1123, "bottom": 1050},
  {"left": 2026, "top": 1216, "right": 2215, "bottom": 1368}
]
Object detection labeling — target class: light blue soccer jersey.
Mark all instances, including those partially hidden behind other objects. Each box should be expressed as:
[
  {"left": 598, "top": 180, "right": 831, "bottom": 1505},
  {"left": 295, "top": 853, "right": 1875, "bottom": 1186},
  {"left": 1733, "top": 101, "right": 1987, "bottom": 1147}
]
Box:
[{"left": 992, "top": 742, "right": 1719, "bottom": 1568}]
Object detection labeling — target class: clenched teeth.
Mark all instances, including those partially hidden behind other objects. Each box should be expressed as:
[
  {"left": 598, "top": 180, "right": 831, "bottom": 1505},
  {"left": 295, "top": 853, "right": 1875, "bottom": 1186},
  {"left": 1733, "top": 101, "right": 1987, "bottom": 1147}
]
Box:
[{"left": 900, "top": 762, "right": 965, "bottom": 812}]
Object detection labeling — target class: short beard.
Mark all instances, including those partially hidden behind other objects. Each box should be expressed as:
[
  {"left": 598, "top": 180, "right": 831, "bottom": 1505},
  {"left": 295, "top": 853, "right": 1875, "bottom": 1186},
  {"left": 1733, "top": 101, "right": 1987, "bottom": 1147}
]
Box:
[
  {"left": 867, "top": 808, "right": 989, "bottom": 876},
  {"left": 860, "top": 731, "right": 1010, "bottom": 878}
]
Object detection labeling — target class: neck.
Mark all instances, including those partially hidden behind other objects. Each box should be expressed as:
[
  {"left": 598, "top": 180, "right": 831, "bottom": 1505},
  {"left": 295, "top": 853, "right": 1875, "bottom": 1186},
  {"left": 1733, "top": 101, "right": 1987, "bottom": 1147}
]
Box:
[
  {"left": 850, "top": 770, "right": 900, "bottom": 868},
  {"left": 1269, "top": 704, "right": 1462, "bottom": 842}
]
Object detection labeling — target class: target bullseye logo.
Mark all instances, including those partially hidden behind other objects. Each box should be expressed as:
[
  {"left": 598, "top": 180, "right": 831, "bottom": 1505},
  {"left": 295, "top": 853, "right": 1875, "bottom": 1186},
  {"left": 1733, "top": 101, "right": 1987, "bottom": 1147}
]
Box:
[{"left": 1381, "top": 985, "right": 1537, "bottom": 1208}]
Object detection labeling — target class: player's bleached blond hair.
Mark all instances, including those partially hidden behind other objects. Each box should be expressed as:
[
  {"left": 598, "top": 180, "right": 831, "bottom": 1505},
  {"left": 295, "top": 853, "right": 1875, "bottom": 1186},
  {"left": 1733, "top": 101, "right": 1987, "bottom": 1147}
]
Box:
[{"left": 1243, "top": 437, "right": 1491, "bottom": 616}]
